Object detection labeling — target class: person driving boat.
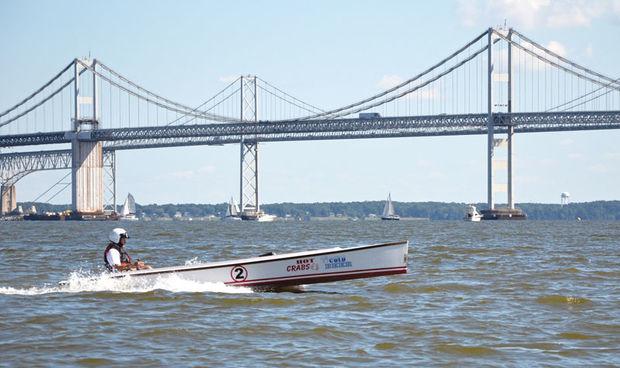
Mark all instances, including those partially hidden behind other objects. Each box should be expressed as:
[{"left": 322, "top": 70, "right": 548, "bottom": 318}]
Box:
[{"left": 104, "top": 228, "right": 151, "bottom": 271}]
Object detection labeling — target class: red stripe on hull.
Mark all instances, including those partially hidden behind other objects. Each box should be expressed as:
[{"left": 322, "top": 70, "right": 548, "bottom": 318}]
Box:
[{"left": 230, "top": 267, "right": 407, "bottom": 289}]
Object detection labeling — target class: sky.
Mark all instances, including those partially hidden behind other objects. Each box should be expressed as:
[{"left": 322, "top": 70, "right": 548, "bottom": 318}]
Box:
[{"left": 1, "top": 0, "right": 619, "bottom": 206}]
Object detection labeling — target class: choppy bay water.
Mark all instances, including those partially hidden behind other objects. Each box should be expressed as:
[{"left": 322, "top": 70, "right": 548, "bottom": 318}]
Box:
[{"left": 1, "top": 220, "right": 618, "bottom": 366}]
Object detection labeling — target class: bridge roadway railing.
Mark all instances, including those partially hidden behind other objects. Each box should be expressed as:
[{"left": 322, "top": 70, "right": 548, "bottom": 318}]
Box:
[{"left": 1, "top": 111, "right": 619, "bottom": 149}]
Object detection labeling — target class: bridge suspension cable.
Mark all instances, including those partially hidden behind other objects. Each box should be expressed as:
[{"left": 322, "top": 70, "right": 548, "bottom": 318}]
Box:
[
  {"left": 256, "top": 77, "right": 324, "bottom": 116},
  {"left": 31, "top": 171, "right": 71, "bottom": 203},
  {"left": 295, "top": 29, "right": 489, "bottom": 121},
  {"left": 76, "top": 59, "right": 240, "bottom": 123},
  {"left": 511, "top": 29, "right": 620, "bottom": 88},
  {"left": 166, "top": 76, "right": 241, "bottom": 126},
  {"left": 493, "top": 31, "right": 620, "bottom": 92},
  {"left": 0, "top": 60, "right": 74, "bottom": 119}
]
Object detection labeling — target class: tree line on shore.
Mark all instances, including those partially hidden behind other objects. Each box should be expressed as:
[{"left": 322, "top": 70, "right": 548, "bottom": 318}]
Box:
[{"left": 16, "top": 200, "right": 620, "bottom": 220}]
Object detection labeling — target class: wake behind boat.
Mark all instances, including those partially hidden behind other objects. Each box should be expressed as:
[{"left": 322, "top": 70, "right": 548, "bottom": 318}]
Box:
[{"left": 64, "top": 241, "right": 408, "bottom": 291}]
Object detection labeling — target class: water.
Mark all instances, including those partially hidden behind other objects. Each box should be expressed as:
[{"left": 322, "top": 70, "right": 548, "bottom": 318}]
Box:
[{"left": 1, "top": 220, "right": 619, "bottom": 366}]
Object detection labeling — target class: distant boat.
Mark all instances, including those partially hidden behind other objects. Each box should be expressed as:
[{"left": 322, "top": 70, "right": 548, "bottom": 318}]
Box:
[
  {"left": 381, "top": 193, "right": 400, "bottom": 221},
  {"left": 241, "top": 209, "right": 277, "bottom": 222},
  {"left": 119, "top": 193, "right": 139, "bottom": 221},
  {"left": 255, "top": 213, "right": 277, "bottom": 222},
  {"left": 223, "top": 197, "right": 242, "bottom": 221},
  {"left": 464, "top": 204, "right": 483, "bottom": 222}
]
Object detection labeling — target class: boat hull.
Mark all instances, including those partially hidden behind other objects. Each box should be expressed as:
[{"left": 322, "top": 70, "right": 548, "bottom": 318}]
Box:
[{"left": 109, "top": 241, "right": 408, "bottom": 290}]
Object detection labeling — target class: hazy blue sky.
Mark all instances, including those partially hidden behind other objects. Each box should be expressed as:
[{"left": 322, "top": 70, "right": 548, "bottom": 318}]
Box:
[{"left": 1, "top": 0, "right": 619, "bottom": 205}]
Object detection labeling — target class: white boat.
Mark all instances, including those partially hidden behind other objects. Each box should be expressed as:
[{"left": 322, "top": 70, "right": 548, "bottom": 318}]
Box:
[
  {"left": 256, "top": 213, "right": 277, "bottom": 222},
  {"left": 240, "top": 206, "right": 277, "bottom": 222},
  {"left": 85, "top": 241, "right": 409, "bottom": 291},
  {"left": 464, "top": 204, "right": 483, "bottom": 222},
  {"left": 381, "top": 193, "right": 400, "bottom": 220},
  {"left": 222, "top": 197, "right": 242, "bottom": 221},
  {"left": 119, "top": 193, "right": 139, "bottom": 221}
]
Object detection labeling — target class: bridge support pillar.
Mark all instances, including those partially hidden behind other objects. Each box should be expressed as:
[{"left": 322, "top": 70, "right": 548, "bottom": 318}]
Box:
[
  {"left": 238, "top": 76, "right": 261, "bottom": 219},
  {"left": 1, "top": 184, "right": 16, "bottom": 215},
  {"left": 72, "top": 140, "right": 104, "bottom": 214}
]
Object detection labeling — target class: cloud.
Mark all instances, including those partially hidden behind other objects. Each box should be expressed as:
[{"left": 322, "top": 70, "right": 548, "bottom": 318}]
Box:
[
  {"left": 567, "top": 153, "right": 584, "bottom": 160},
  {"left": 377, "top": 75, "right": 404, "bottom": 90},
  {"left": 458, "top": 0, "right": 619, "bottom": 29},
  {"left": 546, "top": 41, "right": 567, "bottom": 57},
  {"left": 415, "top": 159, "right": 433, "bottom": 168},
  {"left": 604, "top": 152, "right": 620, "bottom": 160},
  {"left": 589, "top": 163, "right": 610, "bottom": 173},
  {"left": 559, "top": 138, "right": 574, "bottom": 145}
]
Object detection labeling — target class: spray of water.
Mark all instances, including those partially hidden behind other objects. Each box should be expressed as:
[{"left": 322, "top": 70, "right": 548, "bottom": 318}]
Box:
[{"left": 0, "top": 269, "right": 252, "bottom": 295}]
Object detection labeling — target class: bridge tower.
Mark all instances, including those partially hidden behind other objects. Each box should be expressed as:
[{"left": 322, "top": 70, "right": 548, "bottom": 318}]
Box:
[
  {"left": 238, "top": 75, "right": 261, "bottom": 220},
  {"left": 487, "top": 28, "right": 495, "bottom": 210},
  {"left": 483, "top": 28, "right": 524, "bottom": 219},
  {"left": 71, "top": 59, "right": 104, "bottom": 216}
]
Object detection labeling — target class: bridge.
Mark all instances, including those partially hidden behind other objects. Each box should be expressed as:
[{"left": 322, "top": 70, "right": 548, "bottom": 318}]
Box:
[{"left": 1, "top": 28, "right": 619, "bottom": 217}]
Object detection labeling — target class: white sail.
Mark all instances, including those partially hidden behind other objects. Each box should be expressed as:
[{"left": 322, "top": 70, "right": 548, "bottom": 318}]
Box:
[
  {"left": 230, "top": 198, "right": 239, "bottom": 216},
  {"left": 382, "top": 194, "right": 394, "bottom": 217},
  {"left": 225, "top": 197, "right": 240, "bottom": 217},
  {"left": 120, "top": 199, "right": 129, "bottom": 216},
  {"left": 121, "top": 193, "right": 136, "bottom": 216},
  {"left": 127, "top": 193, "right": 136, "bottom": 214},
  {"left": 381, "top": 193, "right": 399, "bottom": 220}
]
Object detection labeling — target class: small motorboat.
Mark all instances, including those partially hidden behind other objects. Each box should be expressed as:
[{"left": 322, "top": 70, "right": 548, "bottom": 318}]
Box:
[
  {"left": 464, "top": 204, "right": 483, "bottom": 222},
  {"left": 71, "top": 241, "right": 409, "bottom": 291}
]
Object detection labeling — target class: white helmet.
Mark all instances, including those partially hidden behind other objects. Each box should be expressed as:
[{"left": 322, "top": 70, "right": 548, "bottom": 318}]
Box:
[{"left": 109, "top": 228, "right": 129, "bottom": 244}]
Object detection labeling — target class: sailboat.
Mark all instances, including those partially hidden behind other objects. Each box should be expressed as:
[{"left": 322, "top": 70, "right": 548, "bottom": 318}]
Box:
[
  {"left": 222, "top": 197, "right": 242, "bottom": 221},
  {"left": 119, "top": 193, "right": 139, "bottom": 221},
  {"left": 381, "top": 193, "right": 400, "bottom": 221}
]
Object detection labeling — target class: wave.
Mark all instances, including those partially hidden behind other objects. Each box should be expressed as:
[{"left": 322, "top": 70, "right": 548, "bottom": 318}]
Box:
[
  {"left": 536, "top": 294, "right": 592, "bottom": 306},
  {"left": 0, "top": 271, "right": 252, "bottom": 296},
  {"left": 435, "top": 343, "right": 498, "bottom": 356}
]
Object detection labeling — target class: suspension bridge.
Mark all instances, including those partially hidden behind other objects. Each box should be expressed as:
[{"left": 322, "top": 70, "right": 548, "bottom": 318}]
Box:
[{"left": 1, "top": 27, "right": 619, "bottom": 219}]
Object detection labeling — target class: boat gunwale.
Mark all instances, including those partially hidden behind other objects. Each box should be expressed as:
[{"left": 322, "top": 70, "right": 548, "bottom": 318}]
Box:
[{"left": 110, "top": 240, "right": 409, "bottom": 279}]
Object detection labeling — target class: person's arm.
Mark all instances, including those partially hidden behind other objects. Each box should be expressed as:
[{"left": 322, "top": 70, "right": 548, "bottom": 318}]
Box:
[
  {"left": 108, "top": 248, "right": 136, "bottom": 271},
  {"left": 115, "top": 262, "right": 136, "bottom": 271},
  {"left": 133, "top": 260, "right": 152, "bottom": 270}
]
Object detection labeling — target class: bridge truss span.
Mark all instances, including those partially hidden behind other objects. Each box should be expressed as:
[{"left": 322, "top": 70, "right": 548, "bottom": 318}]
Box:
[{"left": 1, "top": 110, "right": 619, "bottom": 149}]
